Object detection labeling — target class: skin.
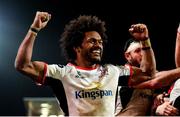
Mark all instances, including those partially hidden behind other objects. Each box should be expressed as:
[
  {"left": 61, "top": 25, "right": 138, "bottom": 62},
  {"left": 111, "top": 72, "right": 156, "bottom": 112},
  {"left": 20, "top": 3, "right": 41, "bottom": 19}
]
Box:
[
  {"left": 133, "top": 24, "right": 180, "bottom": 89},
  {"left": 129, "top": 24, "right": 156, "bottom": 76},
  {"left": 137, "top": 25, "right": 180, "bottom": 116},
  {"left": 127, "top": 23, "right": 156, "bottom": 86},
  {"left": 15, "top": 12, "right": 51, "bottom": 81},
  {"left": 15, "top": 12, "right": 155, "bottom": 86},
  {"left": 175, "top": 26, "right": 180, "bottom": 67},
  {"left": 15, "top": 12, "right": 159, "bottom": 116},
  {"left": 123, "top": 40, "right": 179, "bottom": 116},
  {"left": 125, "top": 46, "right": 142, "bottom": 67},
  {"left": 74, "top": 31, "right": 103, "bottom": 68}
]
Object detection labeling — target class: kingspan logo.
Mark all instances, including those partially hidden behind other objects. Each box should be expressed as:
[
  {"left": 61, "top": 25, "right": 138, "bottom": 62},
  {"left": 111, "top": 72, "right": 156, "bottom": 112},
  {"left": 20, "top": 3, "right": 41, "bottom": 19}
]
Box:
[{"left": 75, "top": 90, "right": 113, "bottom": 100}]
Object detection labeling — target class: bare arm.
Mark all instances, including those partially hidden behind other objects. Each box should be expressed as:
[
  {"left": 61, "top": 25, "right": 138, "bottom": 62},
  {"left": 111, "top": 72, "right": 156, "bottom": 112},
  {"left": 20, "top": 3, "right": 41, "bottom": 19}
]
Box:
[
  {"left": 128, "top": 66, "right": 151, "bottom": 86},
  {"left": 140, "top": 39, "right": 156, "bottom": 76},
  {"left": 175, "top": 23, "right": 180, "bottom": 67},
  {"left": 126, "top": 24, "right": 156, "bottom": 87},
  {"left": 129, "top": 23, "right": 156, "bottom": 76},
  {"left": 133, "top": 68, "right": 180, "bottom": 89},
  {"left": 15, "top": 11, "right": 51, "bottom": 81},
  {"left": 130, "top": 23, "right": 180, "bottom": 88}
]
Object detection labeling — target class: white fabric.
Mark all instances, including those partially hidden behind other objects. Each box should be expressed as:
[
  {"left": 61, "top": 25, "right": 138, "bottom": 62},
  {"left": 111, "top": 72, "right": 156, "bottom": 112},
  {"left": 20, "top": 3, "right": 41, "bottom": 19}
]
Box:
[
  {"left": 46, "top": 63, "right": 131, "bottom": 116},
  {"left": 126, "top": 42, "right": 141, "bottom": 53},
  {"left": 114, "top": 86, "right": 123, "bottom": 115},
  {"left": 170, "top": 79, "right": 180, "bottom": 104}
]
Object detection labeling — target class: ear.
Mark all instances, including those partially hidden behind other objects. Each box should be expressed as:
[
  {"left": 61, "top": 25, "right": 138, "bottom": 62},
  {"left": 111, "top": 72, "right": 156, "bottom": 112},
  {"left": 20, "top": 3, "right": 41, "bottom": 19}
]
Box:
[
  {"left": 124, "top": 52, "right": 131, "bottom": 61},
  {"left": 73, "top": 47, "right": 81, "bottom": 53}
]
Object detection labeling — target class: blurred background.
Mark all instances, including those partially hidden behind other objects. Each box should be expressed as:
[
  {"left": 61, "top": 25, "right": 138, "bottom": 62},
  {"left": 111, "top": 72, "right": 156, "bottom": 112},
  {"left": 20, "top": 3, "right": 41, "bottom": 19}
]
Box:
[{"left": 0, "top": 0, "right": 179, "bottom": 116}]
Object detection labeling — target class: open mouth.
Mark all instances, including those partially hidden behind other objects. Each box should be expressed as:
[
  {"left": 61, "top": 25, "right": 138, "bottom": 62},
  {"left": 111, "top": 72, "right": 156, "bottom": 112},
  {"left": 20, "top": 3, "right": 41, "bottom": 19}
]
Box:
[{"left": 92, "top": 49, "right": 101, "bottom": 56}]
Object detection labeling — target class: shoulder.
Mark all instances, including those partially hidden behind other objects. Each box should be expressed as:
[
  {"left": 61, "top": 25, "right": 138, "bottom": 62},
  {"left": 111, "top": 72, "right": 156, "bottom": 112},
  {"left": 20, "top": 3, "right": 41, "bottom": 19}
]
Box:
[
  {"left": 103, "top": 64, "right": 129, "bottom": 73},
  {"left": 48, "top": 63, "right": 72, "bottom": 69}
]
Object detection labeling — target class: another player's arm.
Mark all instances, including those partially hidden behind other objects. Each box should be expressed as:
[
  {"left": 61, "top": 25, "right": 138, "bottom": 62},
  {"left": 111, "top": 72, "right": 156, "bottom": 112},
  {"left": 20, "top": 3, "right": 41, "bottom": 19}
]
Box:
[
  {"left": 175, "top": 24, "right": 180, "bottom": 67},
  {"left": 129, "top": 23, "right": 156, "bottom": 76},
  {"left": 133, "top": 68, "right": 180, "bottom": 89},
  {"left": 127, "top": 66, "right": 151, "bottom": 86}
]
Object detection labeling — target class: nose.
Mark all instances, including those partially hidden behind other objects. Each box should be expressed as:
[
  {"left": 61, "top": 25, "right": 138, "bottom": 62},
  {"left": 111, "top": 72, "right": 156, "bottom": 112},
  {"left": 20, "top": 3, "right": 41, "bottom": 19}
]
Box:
[{"left": 94, "top": 40, "right": 103, "bottom": 48}]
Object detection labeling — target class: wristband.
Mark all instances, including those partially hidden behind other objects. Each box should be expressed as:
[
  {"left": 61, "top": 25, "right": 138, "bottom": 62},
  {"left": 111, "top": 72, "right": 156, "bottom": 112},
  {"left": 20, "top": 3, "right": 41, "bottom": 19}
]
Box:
[
  {"left": 142, "top": 47, "right": 151, "bottom": 50},
  {"left": 141, "top": 38, "right": 151, "bottom": 48},
  {"left": 30, "top": 27, "right": 39, "bottom": 33}
]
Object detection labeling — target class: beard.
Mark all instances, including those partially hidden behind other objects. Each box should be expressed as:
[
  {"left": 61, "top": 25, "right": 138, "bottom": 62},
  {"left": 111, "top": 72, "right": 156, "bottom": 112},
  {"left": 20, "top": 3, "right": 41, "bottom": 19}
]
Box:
[
  {"left": 85, "top": 48, "right": 103, "bottom": 64},
  {"left": 129, "top": 59, "right": 140, "bottom": 67},
  {"left": 89, "top": 57, "right": 102, "bottom": 64},
  {"left": 86, "top": 53, "right": 102, "bottom": 64}
]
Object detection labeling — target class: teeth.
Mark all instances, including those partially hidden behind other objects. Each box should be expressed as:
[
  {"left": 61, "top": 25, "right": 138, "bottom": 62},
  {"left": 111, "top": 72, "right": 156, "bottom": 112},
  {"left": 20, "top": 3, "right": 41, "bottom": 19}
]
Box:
[{"left": 92, "top": 50, "right": 100, "bottom": 53}]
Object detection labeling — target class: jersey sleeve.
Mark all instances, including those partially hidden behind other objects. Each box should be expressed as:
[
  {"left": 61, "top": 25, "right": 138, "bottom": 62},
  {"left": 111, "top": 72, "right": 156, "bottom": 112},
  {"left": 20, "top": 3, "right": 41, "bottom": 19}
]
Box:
[
  {"left": 46, "top": 64, "right": 66, "bottom": 80},
  {"left": 35, "top": 63, "right": 48, "bottom": 85},
  {"left": 36, "top": 64, "right": 67, "bottom": 85},
  {"left": 117, "top": 64, "right": 133, "bottom": 86},
  {"left": 170, "top": 79, "right": 180, "bottom": 102}
]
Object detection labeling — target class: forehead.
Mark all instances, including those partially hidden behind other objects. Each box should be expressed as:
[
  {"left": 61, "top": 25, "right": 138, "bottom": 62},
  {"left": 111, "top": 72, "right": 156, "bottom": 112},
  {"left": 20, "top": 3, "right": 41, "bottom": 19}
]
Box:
[
  {"left": 84, "top": 31, "right": 102, "bottom": 40},
  {"left": 126, "top": 42, "right": 141, "bottom": 53}
]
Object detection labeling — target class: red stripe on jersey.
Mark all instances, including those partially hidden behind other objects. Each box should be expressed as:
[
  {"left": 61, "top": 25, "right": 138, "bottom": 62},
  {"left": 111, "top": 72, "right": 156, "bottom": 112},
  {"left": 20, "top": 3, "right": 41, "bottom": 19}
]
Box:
[
  {"left": 36, "top": 63, "right": 48, "bottom": 85},
  {"left": 168, "top": 83, "right": 175, "bottom": 94},
  {"left": 68, "top": 63, "right": 99, "bottom": 70},
  {"left": 124, "top": 64, "right": 133, "bottom": 87}
]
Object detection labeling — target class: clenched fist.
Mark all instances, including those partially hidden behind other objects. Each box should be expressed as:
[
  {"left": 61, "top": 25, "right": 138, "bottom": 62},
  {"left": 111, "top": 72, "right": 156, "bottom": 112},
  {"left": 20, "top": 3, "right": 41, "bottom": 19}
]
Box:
[
  {"left": 31, "top": 11, "right": 51, "bottom": 31},
  {"left": 129, "top": 23, "right": 149, "bottom": 41}
]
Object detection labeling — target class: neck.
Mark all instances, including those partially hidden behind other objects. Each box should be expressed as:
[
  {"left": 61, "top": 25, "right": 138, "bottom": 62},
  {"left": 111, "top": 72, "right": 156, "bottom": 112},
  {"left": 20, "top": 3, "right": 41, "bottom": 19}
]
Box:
[
  {"left": 74, "top": 60, "right": 98, "bottom": 69},
  {"left": 127, "top": 62, "right": 140, "bottom": 67}
]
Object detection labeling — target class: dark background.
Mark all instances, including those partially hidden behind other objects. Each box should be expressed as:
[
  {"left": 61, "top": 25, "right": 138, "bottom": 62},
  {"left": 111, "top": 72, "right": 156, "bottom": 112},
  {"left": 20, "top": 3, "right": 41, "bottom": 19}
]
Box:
[{"left": 0, "top": 0, "right": 179, "bottom": 115}]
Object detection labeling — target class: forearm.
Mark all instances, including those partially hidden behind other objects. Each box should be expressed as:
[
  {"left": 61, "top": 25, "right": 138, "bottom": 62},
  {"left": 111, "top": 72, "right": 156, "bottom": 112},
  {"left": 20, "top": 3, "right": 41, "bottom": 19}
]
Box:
[
  {"left": 15, "top": 29, "right": 37, "bottom": 69},
  {"left": 175, "top": 25, "right": 180, "bottom": 67},
  {"left": 129, "top": 23, "right": 156, "bottom": 76},
  {"left": 140, "top": 39, "right": 156, "bottom": 76},
  {"left": 134, "top": 68, "right": 180, "bottom": 89},
  {"left": 141, "top": 39, "right": 156, "bottom": 76},
  {"left": 14, "top": 11, "right": 51, "bottom": 81}
]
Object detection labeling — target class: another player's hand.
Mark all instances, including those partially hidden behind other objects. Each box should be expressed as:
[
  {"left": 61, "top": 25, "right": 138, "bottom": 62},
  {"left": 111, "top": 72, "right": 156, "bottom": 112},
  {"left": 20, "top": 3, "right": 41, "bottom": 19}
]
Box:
[
  {"left": 153, "top": 93, "right": 169, "bottom": 107},
  {"left": 129, "top": 23, "right": 149, "bottom": 41},
  {"left": 31, "top": 11, "right": 51, "bottom": 31},
  {"left": 156, "top": 101, "right": 179, "bottom": 116}
]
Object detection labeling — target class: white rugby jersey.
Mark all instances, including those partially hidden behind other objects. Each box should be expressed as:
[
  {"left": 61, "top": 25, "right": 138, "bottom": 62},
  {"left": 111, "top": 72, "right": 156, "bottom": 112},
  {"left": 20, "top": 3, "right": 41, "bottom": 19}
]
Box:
[
  {"left": 43, "top": 63, "right": 132, "bottom": 116},
  {"left": 170, "top": 79, "right": 180, "bottom": 103}
]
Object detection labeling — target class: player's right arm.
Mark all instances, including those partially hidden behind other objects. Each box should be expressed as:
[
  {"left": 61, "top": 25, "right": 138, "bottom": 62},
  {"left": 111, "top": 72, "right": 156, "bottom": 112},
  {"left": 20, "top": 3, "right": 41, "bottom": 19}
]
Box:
[{"left": 14, "top": 11, "right": 51, "bottom": 82}]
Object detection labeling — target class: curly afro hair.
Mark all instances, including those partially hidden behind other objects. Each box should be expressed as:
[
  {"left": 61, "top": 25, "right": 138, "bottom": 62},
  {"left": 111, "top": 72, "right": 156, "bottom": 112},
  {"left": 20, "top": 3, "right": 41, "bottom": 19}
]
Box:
[{"left": 60, "top": 15, "right": 108, "bottom": 62}]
